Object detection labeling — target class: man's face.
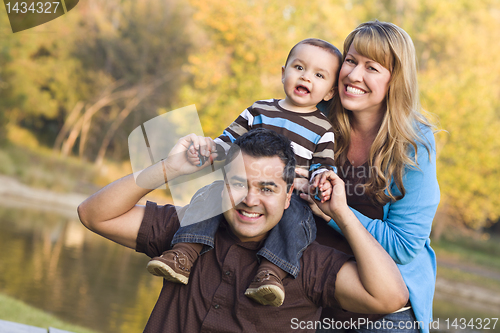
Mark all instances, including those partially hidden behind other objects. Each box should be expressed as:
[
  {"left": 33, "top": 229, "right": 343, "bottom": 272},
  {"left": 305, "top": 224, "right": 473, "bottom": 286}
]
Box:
[{"left": 222, "top": 152, "right": 293, "bottom": 242}]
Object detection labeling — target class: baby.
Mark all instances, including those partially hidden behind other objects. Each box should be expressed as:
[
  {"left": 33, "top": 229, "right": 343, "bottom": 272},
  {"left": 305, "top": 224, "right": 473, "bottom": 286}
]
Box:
[{"left": 147, "top": 38, "right": 341, "bottom": 307}]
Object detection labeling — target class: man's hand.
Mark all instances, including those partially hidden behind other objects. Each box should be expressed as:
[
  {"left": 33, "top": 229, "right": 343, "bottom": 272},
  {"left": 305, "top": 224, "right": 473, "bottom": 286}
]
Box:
[
  {"left": 293, "top": 168, "right": 310, "bottom": 193},
  {"left": 164, "top": 134, "right": 218, "bottom": 179},
  {"left": 309, "top": 170, "right": 409, "bottom": 314},
  {"left": 186, "top": 135, "right": 217, "bottom": 167}
]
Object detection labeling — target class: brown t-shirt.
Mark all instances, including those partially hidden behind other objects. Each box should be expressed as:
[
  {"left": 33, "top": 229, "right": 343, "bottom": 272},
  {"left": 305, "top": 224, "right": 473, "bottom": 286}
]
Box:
[
  {"left": 315, "top": 161, "right": 385, "bottom": 322},
  {"left": 136, "top": 201, "right": 352, "bottom": 333}
]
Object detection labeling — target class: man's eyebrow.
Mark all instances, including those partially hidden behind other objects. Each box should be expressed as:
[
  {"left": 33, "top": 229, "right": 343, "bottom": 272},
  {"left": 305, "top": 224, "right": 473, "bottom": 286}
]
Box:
[
  {"left": 230, "top": 175, "right": 247, "bottom": 182},
  {"left": 259, "top": 181, "right": 278, "bottom": 187}
]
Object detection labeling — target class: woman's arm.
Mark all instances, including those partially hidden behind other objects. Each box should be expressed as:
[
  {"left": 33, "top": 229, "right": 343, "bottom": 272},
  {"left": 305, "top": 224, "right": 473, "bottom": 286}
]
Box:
[{"left": 326, "top": 128, "right": 440, "bottom": 264}]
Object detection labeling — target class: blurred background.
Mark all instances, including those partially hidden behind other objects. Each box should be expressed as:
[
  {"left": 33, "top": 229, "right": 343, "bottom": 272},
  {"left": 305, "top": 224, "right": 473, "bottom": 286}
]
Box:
[{"left": 0, "top": 0, "right": 499, "bottom": 332}]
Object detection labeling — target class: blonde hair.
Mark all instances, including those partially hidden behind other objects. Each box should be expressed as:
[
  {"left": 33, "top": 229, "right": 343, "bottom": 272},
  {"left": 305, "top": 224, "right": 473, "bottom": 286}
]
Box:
[{"left": 329, "top": 20, "right": 434, "bottom": 205}]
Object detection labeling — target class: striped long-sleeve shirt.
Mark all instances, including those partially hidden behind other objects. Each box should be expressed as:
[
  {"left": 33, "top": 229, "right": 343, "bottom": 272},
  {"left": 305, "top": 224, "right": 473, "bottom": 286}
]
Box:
[{"left": 214, "top": 99, "right": 335, "bottom": 178}]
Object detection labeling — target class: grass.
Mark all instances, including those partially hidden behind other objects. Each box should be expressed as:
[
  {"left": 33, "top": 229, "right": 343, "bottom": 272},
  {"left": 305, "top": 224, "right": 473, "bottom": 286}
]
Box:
[
  {"left": 0, "top": 139, "right": 170, "bottom": 202},
  {"left": 433, "top": 233, "right": 500, "bottom": 273},
  {"left": 433, "top": 231, "right": 500, "bottom": 297},
  {"left": 0, "top": 141, "right": 133, "bottom": 195},
  {"left": 436, "top": 266, "right": 500, "bottom": 293},
  {"left": 0, "top": 293, "right": 100, "bottom": 333}
]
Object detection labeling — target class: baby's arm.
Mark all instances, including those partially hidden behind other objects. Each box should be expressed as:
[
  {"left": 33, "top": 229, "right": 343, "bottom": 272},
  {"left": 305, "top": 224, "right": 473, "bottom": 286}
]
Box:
[
  {"left": 309, "top": 127, "right": 336, "bottom": 202},
  {"left": 309, "top": 127, "right": 337, "bottom": 202}
]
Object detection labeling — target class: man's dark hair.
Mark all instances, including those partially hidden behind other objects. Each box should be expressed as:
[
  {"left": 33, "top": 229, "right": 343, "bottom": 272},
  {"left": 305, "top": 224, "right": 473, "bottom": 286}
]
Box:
[{"left": 225, "top": 128, "right": 296, "bottom": 191}]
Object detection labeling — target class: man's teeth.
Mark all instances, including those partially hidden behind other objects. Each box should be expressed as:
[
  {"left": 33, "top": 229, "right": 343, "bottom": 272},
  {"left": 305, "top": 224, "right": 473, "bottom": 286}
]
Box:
[
  {"left": 347, "top": 86, "right": 365, "bottom": 95},
  {"left": 240, "top": 211, "right": 260, "bottom": 218}
]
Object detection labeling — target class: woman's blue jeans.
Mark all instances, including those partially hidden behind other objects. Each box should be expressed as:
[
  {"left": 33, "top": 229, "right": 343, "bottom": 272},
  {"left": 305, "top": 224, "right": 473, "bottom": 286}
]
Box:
[{"left": 171, "top": 180, "right": 316, "bottom": 277}]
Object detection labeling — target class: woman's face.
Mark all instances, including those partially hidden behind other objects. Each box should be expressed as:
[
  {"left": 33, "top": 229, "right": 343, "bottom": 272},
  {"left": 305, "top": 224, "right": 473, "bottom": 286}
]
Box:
[{"left": 338, "top": 45, "right": 391, "bottom": 116}]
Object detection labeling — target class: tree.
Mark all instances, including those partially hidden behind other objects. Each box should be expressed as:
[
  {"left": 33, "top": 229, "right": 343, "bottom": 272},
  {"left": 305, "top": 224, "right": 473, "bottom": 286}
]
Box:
[{"left": 2, "top": 0, "right": 193, "bottom": 164}]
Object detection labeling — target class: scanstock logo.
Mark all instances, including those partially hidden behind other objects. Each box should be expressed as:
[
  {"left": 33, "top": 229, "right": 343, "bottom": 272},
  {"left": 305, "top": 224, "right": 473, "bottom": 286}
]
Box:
[{"left": 3, "top": 0, "right": 78, "bottom": 33}]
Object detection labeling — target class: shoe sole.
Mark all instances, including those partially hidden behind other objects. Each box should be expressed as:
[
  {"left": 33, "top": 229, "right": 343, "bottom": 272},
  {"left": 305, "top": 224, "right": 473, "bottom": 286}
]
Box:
[
  {"left": 244, "top": 285, "right": 285, "bottom": 307},
  {"left": 147, "top": 261, "right": 189, "bottom": 285}
]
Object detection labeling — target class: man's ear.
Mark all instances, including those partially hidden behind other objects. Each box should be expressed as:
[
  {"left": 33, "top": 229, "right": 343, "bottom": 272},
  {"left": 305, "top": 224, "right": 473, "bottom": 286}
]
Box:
[
  {"left": 284, "top": 184, "right": 294, "bottom": 209},
  {"left": 323, "top": 86, "right": 337, "bottom": 102},
  {"left": 281, "top": 66, "right": 286, "bottom": 83}
]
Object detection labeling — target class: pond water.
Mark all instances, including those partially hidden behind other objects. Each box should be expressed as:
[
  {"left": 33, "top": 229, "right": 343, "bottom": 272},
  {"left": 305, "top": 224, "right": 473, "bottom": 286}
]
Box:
[
  {"left": 0, "top": 204, "right": 162, "bottom": 332},
  {"left": 0, "top": 204, "right": 498, "bottom": 332}
]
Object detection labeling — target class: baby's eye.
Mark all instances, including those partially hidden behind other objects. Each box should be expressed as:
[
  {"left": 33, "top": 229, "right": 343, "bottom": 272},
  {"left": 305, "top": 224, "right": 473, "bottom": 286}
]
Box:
[
  {"left": 315, "top": 73, "right": 324, "bottom": 79},
  {"left": 294, "top": 65, "right": 303, "bottom": 70}
]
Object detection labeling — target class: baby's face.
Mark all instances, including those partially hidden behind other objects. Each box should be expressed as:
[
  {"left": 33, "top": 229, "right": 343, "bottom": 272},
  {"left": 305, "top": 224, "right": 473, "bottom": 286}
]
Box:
[{"left": 281, "top": 44, "right": 339, "bottom": 112}]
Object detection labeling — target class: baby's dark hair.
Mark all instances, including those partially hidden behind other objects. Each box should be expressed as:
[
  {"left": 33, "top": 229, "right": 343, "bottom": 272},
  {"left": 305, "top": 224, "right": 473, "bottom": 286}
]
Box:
[
  {"left": 284, "top": 38, "right": 342, "bottom": 70},
  {"left": 225, "top": 128, "right": 296, "bottom": 192}
]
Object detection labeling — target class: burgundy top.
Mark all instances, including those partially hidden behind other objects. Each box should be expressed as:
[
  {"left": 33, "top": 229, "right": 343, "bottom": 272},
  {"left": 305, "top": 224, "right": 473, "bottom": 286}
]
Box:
[
  {"left": 315, "top": 161, "right": 386, "bottom": 322},
  {"left": 316, "top": 161, "right": 384, "bottom": 252},
  {"left": 136, "top": 201, "right": 352, "bottom": 333}
]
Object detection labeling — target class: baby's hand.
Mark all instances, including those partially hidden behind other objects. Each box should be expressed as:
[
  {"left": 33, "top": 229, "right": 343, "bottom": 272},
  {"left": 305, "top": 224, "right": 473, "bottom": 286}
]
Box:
[
  {"left": 186, "top": 136, "right": 216, "bottom": 167},
  {"left": 312, "top": 173, "right": 332, "bottom": 203},
  {"left": 187, "top": 148, "right": 201, "bottom": 166},
  {"left": 318, "top": 177, "right": 332, "bottom": 203}
]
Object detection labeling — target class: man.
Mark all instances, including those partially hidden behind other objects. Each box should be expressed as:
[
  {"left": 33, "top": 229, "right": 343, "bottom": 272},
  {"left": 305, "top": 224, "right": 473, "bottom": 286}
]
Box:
[{"left": 78, "top": 128, "right": 407, "bottom": 333}]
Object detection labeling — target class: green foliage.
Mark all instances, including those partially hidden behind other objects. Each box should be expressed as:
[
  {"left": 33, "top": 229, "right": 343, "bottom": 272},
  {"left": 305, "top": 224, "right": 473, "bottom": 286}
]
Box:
[
  {"left": 1, "top": 0, "right": 499, "bottom": 230},
  {"left": 1, "top": 0, "right": 193, "bottom": 160},
  {"left": 415, "top": 0, "right": 500, "bottom": 229},
  {"left": 177, "top": 0, "right": 357, "bottom": 137},
  {"left": 178, "top": 0, "right": 500, "bottom": 231}
]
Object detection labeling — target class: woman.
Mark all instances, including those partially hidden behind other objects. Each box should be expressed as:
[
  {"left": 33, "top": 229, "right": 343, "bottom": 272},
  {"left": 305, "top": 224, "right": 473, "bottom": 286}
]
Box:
[{"left": 304, "top": 20, "right": 440, "bottom": 333}]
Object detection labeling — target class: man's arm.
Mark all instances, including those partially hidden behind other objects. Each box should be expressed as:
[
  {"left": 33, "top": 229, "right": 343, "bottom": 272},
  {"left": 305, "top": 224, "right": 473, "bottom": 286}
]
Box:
[
  {"left": 77, "top": 134, "right": 215, "bottom": 249},
  {"left": 307, "top": 171, "right": 409, "bottom": 314},
  {"left": 78, "top": 174, "right": 151, "bottom": 249}
]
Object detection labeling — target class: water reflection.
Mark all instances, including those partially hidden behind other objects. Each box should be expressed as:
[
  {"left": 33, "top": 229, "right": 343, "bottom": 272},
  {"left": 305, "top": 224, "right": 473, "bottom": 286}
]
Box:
[{"left": 0, "top": 205, "right": 162, "bottom": 333}]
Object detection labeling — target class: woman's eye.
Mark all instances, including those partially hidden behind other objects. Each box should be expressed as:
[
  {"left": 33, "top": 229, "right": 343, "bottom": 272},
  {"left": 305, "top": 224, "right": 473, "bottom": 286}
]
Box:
[
  {"left": 345, "top": 58, "right": 355, "bottom": 64},
  {"left": 368, "top": 66, "right": 379, "bottom": 72}
]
